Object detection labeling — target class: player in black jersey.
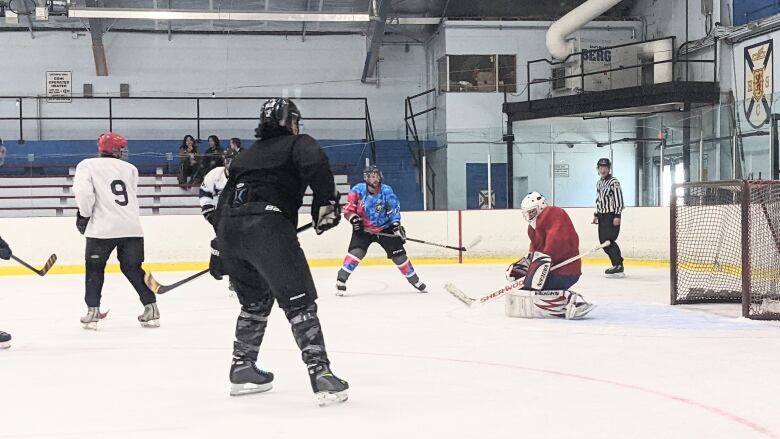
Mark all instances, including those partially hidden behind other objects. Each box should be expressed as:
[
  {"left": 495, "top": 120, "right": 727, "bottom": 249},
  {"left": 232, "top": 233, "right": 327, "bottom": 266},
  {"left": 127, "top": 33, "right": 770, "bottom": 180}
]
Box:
[{"left": 210, "top": 98, "right": 348, "bottom": 406}]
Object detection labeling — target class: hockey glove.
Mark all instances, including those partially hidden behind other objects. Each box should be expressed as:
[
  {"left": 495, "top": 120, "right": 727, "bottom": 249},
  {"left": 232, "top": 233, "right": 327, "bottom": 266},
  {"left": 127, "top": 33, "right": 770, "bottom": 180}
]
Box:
[
  {"left": 349, "top": 215, "right": 364, "bottom": 233},
  {"left": 76, "top": 211, "right": 90, "bottom": 235},
  {"left": 0, "top": 236, "right": 11, "bottom": 260},
  {"left": 313, "top": 191, "right": 342, "bottom": 235},
  {"left": 523, "top": 252, "right": 552, "bottom": 290},
  {"left": 506, "top": 254, "right": 531, "bottom": 281},
  {"left": 391, "top": 223, "right": 406, "bottom": 242},
  {"left": 209, "top": 239, "right": 224, "bottom": 280}
]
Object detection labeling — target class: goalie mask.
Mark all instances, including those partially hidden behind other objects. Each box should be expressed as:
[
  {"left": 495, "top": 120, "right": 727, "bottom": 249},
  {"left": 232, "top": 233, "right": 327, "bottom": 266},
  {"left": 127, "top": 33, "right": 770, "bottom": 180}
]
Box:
[{"left": 520, "top": 192, "right": 547, "bottom": 225}]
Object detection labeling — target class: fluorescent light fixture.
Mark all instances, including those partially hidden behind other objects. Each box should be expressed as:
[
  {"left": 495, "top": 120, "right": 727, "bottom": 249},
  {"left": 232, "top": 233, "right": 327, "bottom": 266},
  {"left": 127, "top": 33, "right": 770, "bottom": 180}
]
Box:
[{"left": 68, "top": 7, "right": 371, "bottom": 22}]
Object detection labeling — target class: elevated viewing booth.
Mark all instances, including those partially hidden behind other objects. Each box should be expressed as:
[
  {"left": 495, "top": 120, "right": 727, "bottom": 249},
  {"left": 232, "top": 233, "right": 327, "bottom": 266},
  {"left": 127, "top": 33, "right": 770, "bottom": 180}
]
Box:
[{"left": 502, "top": 37, "right": 721, "bottom": 208}]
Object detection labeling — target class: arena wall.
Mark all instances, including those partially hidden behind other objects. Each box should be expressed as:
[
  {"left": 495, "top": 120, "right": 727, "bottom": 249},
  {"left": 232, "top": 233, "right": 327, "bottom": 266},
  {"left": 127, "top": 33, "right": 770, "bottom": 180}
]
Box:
[{"left": 0, "top": 207, "right": 669, "bottom": 275}]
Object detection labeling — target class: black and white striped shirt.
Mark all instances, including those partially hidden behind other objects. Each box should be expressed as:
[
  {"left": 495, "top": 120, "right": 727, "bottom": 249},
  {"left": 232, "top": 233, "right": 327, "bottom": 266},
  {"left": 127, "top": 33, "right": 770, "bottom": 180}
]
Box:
[{"left": 595, "top": 175, "right": 624, "bottom": 217}]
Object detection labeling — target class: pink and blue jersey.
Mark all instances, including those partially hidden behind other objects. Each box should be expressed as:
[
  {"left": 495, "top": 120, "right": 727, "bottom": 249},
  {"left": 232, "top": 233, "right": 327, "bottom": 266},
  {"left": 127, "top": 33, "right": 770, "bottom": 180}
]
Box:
[{"left": 343, "top": 183, "right": 401, "bottom": 233}]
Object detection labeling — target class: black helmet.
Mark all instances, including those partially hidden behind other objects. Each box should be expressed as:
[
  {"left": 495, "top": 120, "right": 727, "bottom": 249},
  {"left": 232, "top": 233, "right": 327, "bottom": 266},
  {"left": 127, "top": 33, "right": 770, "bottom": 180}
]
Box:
[
  {"left": 256, "top": 98, "right": 301, "bottom": 139},
  {"left": 363, "top": 165, "right": 383, "bottom": 182},
  {"left": 596, "top": 158, "right": 611, "bottom": 168}
]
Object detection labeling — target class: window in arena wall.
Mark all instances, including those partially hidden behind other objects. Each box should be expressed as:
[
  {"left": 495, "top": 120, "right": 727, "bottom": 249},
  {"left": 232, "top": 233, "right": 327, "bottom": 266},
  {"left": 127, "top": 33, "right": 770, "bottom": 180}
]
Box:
[
  {"left": 445, "top": 55, "right": 518, "bottom": 93},
  {"left": 498, "top": 55, "right": 517, "bottom": 93},
  {"left": 662, "top": 162, "right": 685, "bottom": 206},
  {"left": 447, "top": 55, "right": 496, "bottom": 92}
]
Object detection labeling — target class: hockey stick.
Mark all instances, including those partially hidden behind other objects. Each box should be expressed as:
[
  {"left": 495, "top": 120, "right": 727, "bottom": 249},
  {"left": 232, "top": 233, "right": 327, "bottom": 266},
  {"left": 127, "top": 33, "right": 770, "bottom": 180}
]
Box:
[
  {"left": 10, "top": 254, "right": 58, "bottom": 277},
  {"left": 373, "top": 231, "right": 474, "bottom": 252},
  {"left": 145, "top": 222, "right": 315, "bottom": 294},
  {"left": 444, "top": 241, "right": 611, "bottom": 308}
]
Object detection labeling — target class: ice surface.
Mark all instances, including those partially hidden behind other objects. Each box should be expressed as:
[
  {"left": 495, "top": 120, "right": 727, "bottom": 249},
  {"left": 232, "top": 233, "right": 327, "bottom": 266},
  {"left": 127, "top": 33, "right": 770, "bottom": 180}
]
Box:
[{"left": 1, "top": 264, "right": 780, "bottom": 439}]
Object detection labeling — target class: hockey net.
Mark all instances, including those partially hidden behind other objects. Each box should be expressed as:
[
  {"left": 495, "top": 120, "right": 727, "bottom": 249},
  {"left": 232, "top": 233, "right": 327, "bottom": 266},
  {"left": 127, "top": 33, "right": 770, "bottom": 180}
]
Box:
[{"left": 671, "top": 180, "right": 780, "bottom": 320}]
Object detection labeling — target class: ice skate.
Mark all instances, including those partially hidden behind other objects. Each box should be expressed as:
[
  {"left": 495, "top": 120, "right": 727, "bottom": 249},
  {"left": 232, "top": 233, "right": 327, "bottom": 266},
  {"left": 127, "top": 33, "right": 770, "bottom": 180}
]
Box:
[
  {"left": 412, "top": 281, "right": 428, "bottom": 293},
  {"left": 80, "top": 307, "right": 103, "bottom": 330},
  {"left": 229, "top": 359, "right": 274, "bottom": 396},
  {"left": 336, "top": 280, "right": 347, "bottom": 297},
  {"left": 605, "top": 264, "right": 625, "bottom": 278},
  {"left": 138, "top": 303, "right": 160, "bottom": 328},
  {"left": 309, "top": 364, "right": 349, "bottom": 407},
  {"left": 0, "top": 331, "right": 11, "bottom": 349}
]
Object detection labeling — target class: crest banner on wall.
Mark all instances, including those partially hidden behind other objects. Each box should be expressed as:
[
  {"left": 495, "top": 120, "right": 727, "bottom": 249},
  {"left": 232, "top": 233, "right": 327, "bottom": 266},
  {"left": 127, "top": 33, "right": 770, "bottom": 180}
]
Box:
[{"left": 744, "top": 40, "right": 773, "bottom": 128}]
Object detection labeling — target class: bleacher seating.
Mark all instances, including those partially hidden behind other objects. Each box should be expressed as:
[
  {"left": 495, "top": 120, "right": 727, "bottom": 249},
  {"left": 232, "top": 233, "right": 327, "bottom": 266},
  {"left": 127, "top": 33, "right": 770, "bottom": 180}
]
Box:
[
  {"left": 0, "top": 167, "right": 350, "bottom": 218},
  {"left": 0, "top": 138, "right": 437, "bottom": 212}
]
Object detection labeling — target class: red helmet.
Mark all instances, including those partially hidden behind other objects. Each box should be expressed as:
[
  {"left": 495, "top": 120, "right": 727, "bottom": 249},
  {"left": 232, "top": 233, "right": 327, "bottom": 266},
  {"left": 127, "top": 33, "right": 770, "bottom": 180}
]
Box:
[{"left": 97, "top": 132, "right": 128, "bottom": 157}]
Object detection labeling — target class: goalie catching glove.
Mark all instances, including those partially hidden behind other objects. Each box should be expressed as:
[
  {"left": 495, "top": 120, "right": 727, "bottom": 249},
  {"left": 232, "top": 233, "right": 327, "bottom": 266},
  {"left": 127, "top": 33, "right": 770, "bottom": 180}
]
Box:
[
  {"left": 525, "top": 251, "right": 551, "bottom": 290},
  {"left": 312, "top": 190, "right": 342, "bottom": 235},
  {"left": 506, "top": 254, "right": 531, "bottom": 281}
]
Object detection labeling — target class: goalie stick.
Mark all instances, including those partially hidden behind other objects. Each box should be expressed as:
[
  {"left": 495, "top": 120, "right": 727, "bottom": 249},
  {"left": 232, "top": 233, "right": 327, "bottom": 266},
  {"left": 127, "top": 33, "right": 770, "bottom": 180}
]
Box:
[
  {"left": 10, "top": 254, "right": 58, "bottom": 277},
  {"left": 145, "top": 222, "right": 314, "bottom": 294},
  {"left": 444, "top": 241, "right": 610, "bottom": 308}
]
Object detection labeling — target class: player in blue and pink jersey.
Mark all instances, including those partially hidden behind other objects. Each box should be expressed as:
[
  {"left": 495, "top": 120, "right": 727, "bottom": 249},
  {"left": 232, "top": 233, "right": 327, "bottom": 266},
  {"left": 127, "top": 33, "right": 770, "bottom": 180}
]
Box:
[{"left": 335, "top": 165, "right": 426, "bottom": 296}]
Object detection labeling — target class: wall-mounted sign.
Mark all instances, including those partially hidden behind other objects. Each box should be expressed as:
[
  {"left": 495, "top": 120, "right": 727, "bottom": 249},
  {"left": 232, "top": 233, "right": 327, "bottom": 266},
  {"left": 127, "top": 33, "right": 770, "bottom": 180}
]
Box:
[
  {"left": 46, "top": 71, "right": 72, "bottom": 103},
  {"left": 744, "top": 40, "right": 773, "bottom": 128},
  {"left": 479, "top": 190, "right": 495, "bottom": 209},
  {"left": 554, "top": 164, "right": 570, "bottom": 178}
]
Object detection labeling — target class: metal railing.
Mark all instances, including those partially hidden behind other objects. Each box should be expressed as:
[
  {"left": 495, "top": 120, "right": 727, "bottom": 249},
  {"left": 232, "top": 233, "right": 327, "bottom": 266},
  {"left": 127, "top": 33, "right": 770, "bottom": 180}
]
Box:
[
  {"left": 404, "top": 88, "right": 436, "bottom": 209},
  {"left": 524, "top": 36, "right": 718, "bottom": 108},
  {"left": 0, "top": 95, "right": 377, "bottom": 163}
]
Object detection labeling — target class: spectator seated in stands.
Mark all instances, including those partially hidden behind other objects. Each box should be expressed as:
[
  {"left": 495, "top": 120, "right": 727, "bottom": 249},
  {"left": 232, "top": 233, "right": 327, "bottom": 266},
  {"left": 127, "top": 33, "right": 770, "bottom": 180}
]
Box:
[
  {"left": 229, "top": 137, "right": 242, "bottom": 153},
  {"left": 192, "top": 135, "right": 224, "bottom": 186},
  {"left": 178, "top": 134, "right": 198, "bottom": 188}
]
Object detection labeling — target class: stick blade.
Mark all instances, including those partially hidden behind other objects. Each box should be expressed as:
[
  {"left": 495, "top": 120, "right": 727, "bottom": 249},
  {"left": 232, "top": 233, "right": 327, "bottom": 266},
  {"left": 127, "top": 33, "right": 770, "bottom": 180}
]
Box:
[
  {"left": 144, "top": 272, "right": 162, "bottom": 294},
  {"left": 443, "top": 283, "right": 476, "bottom": 307},
  {"left": 38, "top": 254, "right": 57, "bottom": 276},
  {"left": 464, "top": 235, "right": 483, "bottom": 252}
]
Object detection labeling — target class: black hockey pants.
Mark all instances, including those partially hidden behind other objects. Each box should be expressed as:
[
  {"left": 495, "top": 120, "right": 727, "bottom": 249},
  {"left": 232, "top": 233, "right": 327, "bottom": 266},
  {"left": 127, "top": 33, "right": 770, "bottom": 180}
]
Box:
[
  {"left": 84, "top": 237, "right": 156, "bottom": 308},
  {"left": 596, "top": 213, "right": 624, "bottom": 266},
  {"left": 219, "top": 206, "right": 329, "bottom": 368}
]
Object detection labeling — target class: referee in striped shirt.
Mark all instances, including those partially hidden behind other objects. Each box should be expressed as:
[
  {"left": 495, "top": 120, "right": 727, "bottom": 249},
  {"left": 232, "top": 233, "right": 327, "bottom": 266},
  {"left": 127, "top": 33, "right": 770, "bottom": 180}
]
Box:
[{"left": 592, "top": 158, "right": 625, "bottom": 277}]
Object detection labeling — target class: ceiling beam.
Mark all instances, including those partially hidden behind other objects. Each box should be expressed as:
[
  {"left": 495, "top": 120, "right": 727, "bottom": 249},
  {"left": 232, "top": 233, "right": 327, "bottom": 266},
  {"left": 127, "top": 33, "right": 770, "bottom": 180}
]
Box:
[
  {"left": 361, "top": 0, "right": 392, "bottom": 82},
  {"left": 85, "top": 0, "right": 108, "bottom": 76},
  {"left": 301, "top": 0, "right": 312, "bottom": 41}
]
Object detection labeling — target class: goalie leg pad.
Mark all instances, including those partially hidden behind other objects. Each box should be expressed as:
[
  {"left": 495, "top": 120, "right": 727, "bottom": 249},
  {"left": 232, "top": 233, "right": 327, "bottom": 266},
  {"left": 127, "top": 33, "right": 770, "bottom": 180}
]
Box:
[
  {"left": 506, "top": 289, "right": 593, "bottom": 319},
  {"left": 505, "top": 289, "right": 568, "bottom": 318}
]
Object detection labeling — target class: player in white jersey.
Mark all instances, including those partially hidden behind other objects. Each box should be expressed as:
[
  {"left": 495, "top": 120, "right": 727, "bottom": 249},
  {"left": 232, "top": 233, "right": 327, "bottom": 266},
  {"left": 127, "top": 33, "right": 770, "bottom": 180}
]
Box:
[
  {"left": 199, "top": 149, "right": 239, "bottom": 229},
  {"left": 72, "top": 132, "right": 160, "bottom": 330},
  {"left": 200, "top": 149, "right": 240, "bottom": 294}
]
